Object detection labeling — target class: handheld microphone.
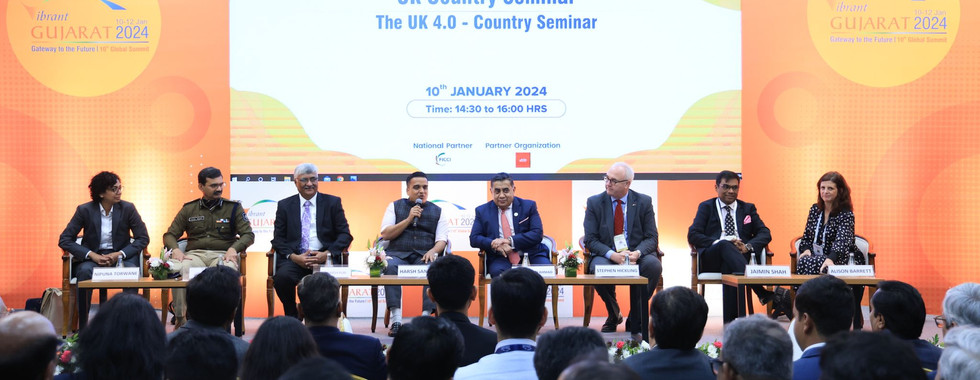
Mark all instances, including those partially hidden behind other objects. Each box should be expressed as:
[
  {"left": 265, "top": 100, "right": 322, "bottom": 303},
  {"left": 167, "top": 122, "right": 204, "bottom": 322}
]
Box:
[{"left": 412, "top": 198, "right": 423, "bottom": 227}]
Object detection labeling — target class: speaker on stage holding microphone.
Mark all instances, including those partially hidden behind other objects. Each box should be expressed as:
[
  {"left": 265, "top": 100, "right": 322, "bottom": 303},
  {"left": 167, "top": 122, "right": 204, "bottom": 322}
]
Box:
[{"left": 378, "top": 171, "right": 448, "bottom": 337}]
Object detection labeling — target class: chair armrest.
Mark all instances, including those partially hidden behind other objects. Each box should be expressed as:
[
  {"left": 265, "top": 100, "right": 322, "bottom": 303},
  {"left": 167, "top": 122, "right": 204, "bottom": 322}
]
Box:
[
  {"left": 656, "top": 248, "right": 665, "bottom": 261},
  {"left": 142, "top": 247, "right": 150, "bottom": 278},
  {"left": 867, "top": 251, "right": 876, "bottom": 267},
  {"left": 266, "top": 249, "right": 276, "bottom": 276},
  {"left": 764, "top": 245, "right": 773, "bottom": 265},
  {"left": 477, "top": 250, "right": 488, "bottom": 278},
  {"left": 62, "top": 249, "right": 71, "bottom": 280}
]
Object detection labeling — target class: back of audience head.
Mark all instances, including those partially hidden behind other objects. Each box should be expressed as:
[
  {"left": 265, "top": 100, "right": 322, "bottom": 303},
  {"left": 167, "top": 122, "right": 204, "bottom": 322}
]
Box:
[
  {"left": 942, "top": 282, "right": 980, "bottom": 335},
  {"left": 187, "top": 266, "right": 242, "bottom": 327},
  {"left": 490, "top": 267, "right": 547, "bottom": 339},
  {"left": 241, "top": 316, "right": 319, "bottom": 380},
  {"left": 819, "top": 331, "right": 926, "bottom": 380},
  {"left": 388, "top": 316, "right": 463, "bottom": 380},
  {"left": 166, "top": 328, "right": 238, "bottom": 380},
  {"left": 650, "top": 286, "right": 708, "bottom": 349},
  {"left": 277, "top": 356, "right": 352, "bottom": 380},
  {"left": 870, "top": 280, "right": 926, "bottom": 340},
  {"left": 426, "top": 255, "right": 476, "bottom": 312},
  {"left": 794, "top": 275, "right": 853, "bottom": 341},
  {"left": 0, "top": 311, "right": 59, "bottom": 380},
  {"left": 77, "top": 293, "right": 166, "bottom": 380},
  {"left": 719, "top": 315, "right": 792, "bottom": 380},
  {"left": 937, "top": 326, "right": 980, "bottom": 380},
  {"left": 534, "top": 327, "right": 607, "bottom": 380},
  {"left": 297, "top": 272, "right": 341, "bottom": 325},
  {"left": 558, "top": 360, "right": 641, "bottom": 380}
]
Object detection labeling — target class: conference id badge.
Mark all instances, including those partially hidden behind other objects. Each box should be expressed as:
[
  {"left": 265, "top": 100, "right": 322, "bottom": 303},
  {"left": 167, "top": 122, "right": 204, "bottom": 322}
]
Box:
[
  {"left": 813, "top": 242, "right": 824, "bottom": 257},
  {"left": 614, "top": 234, "right": 628, "bottom": 252}
]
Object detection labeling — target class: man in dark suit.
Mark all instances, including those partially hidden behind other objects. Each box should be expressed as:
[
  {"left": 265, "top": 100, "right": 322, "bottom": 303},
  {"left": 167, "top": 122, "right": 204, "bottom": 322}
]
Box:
[
  {"left": 792, "top": 275, "right": 854, "bottom": 380},
  {"left": 427, "top": 255, "right": 497, "bottom": 366},
  {"left": 869, "top": 281, "right": 942, "bottom": 373},
  {"left": 298, "top": 272, "right": 387, "bottom": 380},
  {"left": 688, "top": 170, "right": 774, "bottom": 323},
  {"left": 583, "top": 162, "right": 662, "bottom": 334},
  {"left": 271, "top": 163, "right": 353, "bottom": 318},
  {"left": 624, "top": 287, "right": 714, "bottom": 380},
  {"left": 58, "top": 171, "right": 149, "bottom": 329},
  {"left": 716, "top": 315, "right": 793, "bottom": 380},
  {"left": 469, "top": 172, "right": 551, "bottom": 277}
]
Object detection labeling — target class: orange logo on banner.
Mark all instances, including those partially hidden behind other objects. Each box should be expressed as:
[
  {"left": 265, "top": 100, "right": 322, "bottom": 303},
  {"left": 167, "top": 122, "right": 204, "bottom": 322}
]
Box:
[
  {"left": 6, "top": 0, "right": 161, "bottom": 97},
  {"left": 807, "top": 0, "right": 959, "bottom": 87}
]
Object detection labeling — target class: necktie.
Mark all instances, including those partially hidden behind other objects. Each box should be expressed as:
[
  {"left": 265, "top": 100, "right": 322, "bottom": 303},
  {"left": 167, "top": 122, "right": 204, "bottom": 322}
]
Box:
[
  {"left": 614, "top": 199, "right": 624, "bottom": 236},
  {"left": 501, "top": 209, "right": 519, "bottom": 265},
  {"left": 300, "top": 200, "right": 311, "bottom": 253},
  {"left": 724, "top": 205, "right": 736, "bottom": 236}
]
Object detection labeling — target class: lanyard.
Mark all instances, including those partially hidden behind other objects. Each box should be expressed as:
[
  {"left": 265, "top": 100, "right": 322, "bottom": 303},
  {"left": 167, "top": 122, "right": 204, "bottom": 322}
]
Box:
[
  {"left": 495, "top": 344, "right": 535, "bottom": 354},
  {"left": 814, "top": 212, "right": 828, "bottom": 245}
]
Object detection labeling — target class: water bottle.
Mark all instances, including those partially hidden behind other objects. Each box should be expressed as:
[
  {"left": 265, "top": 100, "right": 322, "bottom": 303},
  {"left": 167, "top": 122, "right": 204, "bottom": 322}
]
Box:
[
  {"left": 325, "top": 254, "right": 334, "bottom": 267},
  {"left": 623, "top": 252, "right": 630, "bottom": 266},
  {"left": 522, "top": 253, "right": 529, "bottom": 267},
  {"left": 750, "top": 251, "right": 757, "bottom": 265},
  {"left": 847, "top": 252, "right": 855, "bottom": 265}
]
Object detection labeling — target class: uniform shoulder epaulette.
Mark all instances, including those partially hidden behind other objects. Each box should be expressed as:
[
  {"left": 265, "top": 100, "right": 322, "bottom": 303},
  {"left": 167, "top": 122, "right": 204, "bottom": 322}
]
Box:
[{"left": 182, "top": 199, "right": 199, "bottom": 206}]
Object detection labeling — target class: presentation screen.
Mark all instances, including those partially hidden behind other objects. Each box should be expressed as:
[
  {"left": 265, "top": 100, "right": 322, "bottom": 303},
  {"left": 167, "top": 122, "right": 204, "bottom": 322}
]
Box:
[{"left": 230, "top": 0, "right": 742, "bottom": 179}]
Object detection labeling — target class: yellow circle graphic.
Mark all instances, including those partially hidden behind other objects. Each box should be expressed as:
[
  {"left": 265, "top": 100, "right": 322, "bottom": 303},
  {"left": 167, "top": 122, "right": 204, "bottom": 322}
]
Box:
[
  {"left": 807, "top": 0, "right": 959, "bottom": 87},
  {"left": 6, "top": 0, "right": 161, "bottom": 97}
]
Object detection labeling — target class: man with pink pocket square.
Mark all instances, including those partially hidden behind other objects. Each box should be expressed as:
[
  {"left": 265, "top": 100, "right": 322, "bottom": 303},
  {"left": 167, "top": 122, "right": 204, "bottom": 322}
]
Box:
[
  {"left": 688, "top": 170, "right": 776, "bottom": 323},
  {"left": 469, "top": 172, "right": 551, "bottom": 278}
]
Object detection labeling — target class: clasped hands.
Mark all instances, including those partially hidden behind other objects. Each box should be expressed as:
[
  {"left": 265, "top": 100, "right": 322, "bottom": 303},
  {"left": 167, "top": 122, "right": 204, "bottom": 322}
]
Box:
[
  {"left": 171, "top": 248, "right": 240, "bottom": 264},
  {"left": 89, "top": 251, "right": 124, "bottom": 266},
  {"left": 289, "top": 250, "right": 331, "bottom": 269},
  {"left": 491, "top": 238, "right": 513, "bottom": 257},
  {"left": 610, "top": 250, "right": 640, "bottom": 264},
  {"left": 798, "top": 249, "right": 836, "bottom": 272}
]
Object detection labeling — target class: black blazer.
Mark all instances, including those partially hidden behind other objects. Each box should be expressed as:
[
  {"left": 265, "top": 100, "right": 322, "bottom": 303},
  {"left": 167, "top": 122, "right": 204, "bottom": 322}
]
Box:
[
  {"left": 583, "top": 189, "right": 658, "bottom": 257},
  {"left": 687, "top": 198, "right": 771, "bottom": 256},
  {"left": 271, "top": 193, "right": 353, "bottom": 261},
  {"left": 58, "top": 200, "right": 149, "bottom": 261},
  {"left": 440, "top": 311, "right": 497, "bottom": 366},
  {"left": 623, "top": 347, "right": 715, "bottom": 380},
  {"left": 309, "top": 326, "right": 387, "bottom": 380}
]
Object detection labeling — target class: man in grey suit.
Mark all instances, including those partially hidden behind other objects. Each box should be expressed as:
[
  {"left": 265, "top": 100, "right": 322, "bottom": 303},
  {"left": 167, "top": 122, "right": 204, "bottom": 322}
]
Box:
[{"left": 583, "top": 162, "right": 662, "bottom": 334}]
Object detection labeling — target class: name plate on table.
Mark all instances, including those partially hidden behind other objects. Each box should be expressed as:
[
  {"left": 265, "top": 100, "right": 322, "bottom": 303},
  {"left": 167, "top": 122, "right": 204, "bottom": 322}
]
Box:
[
  {"left": 745, "top": 265, "right": 791, "bottom": 277},
  {"left": 320, "top": 266, "right": 351, "bottom": 278},
  {"left": 92, "top": 267, "right": 139, "bottom": 281},
  {"left": 594, "top": 265, "right": 639, "bottom": 277},
  {"left": 828, "top": 265, "right": 875, "bottom": 277},
  {"left": 185, "top": 267, "right": 206, "bottom": 281},
  {"left": 525, "top": 265, "right": 555, "bottom": 277},
  {"left": 397, "top": 265, "right": 428, "bottom": 278}
]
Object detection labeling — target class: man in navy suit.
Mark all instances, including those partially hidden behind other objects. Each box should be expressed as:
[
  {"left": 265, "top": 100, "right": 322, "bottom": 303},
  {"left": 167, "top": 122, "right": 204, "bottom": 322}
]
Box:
[
  {"left": 272, "top": 163, "right": 353, "bottom": 318},
  {"left": 624, "top": 287, "right": 714, "bottom": 380},
  {"left": 58, "top": 171, "right": 149, "bottom": 329},
  {"left": 427, "top": 255, "right": 497, "bottom": 366},
  {"left": 688, "top": 170, "right": 774, "bottom": 323},
  {"left": 869, "top": 281, "right": 942, "bottom": 374},
  {"left": 298, "top": 272, "right": 386, "bottom": 380},
  {"left": 583, "top": 162, "right": 662, "bottom": 334},
  {"left": 792, "top": 275, "right": 854, "bottom": 380},
  {"left": 469, "top": 172, "right": 551, "bottom": 277}
]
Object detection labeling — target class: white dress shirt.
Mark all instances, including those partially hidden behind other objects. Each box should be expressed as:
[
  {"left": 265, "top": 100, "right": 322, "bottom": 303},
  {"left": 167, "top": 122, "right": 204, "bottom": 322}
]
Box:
[
  {"left": 454, "top": 338, "right": 538, "bottom": 380},
  {"left": 299, "top": 195, "right": 322, "bottom": 251}
]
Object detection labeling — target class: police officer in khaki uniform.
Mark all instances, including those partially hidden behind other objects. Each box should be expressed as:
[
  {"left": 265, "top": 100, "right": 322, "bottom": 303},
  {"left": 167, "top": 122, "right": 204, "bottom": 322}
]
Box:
[{"left": 164, "top": 167, "right": 254, "bottom": 326}]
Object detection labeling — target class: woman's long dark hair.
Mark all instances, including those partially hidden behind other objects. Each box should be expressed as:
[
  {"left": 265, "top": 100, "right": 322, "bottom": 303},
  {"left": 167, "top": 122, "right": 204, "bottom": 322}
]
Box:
[
  {"left": 240, "top": 316, "right": 319, "bottom": 380},
  {"left": 76, "top": 293, "right": 165, "bottom": 380},
  {"left": 816, "top": 171, "right": 853, "bottom": 215}
]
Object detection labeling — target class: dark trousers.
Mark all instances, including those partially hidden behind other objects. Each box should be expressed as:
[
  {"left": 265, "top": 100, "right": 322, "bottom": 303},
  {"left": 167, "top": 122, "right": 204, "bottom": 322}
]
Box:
[
  {"left": 487, "top": 252, "right": 552, "bottom": 278},
  {"left": 589, "top": 253, "right": 663, "bottom": 333},
  {"left": 273, "top": 254, "right": 341, "bottom": 318},
  {"left": 74, "top": 251, "right": 139, "bottom": 329},
  {"left": 384, "top": 253, "right": 436, "bottom": 312},
  {"left": 700, "top": 240, "right": 769, "bottom": 323}
]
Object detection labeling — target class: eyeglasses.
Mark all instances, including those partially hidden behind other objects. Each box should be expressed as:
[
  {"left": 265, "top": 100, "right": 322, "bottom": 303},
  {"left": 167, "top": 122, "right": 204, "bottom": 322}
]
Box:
[
  {"left": 603, "top": 176, "right": 629, "bottom": 185},
  {"left": 720, "top": 184, "right": 739, "bottom": 191},
  {"left": 934, "top": 315, "right": 948, "bottom": 328},
  {"left": 110, "top": 186, "right": 124, "bottom": 193},
  {"left": 296, "top": 177, "right": 318, "bottom": 184}
]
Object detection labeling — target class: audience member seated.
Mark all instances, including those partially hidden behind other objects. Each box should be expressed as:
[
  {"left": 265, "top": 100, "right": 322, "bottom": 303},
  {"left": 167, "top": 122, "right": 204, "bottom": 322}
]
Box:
[
  {"left": 819, "top": 331, "right": 926, "bottom": 380},
  {"left": 792, "top": 275, "right": 854, "bottom": 380},
  {"left": 940, "top": 282, "right": 980, "bottom": 336},
  {"left": 0, "top": 311, "right": 60, "bottom": 380},
  {"left": 558, "top": 361, "right": 641, "bottom": 380},
  {"left": 55, "top": 293, "right": 165, "bottom": 380},
  {"left": 715, "top": 315, "right": 793, "bottom": 380},
  {"left": 534, "top": 327, "right": 607, "bottom": 380},
  {"left": 388, "top": 316, "right": 464, "bottom": 380},
  {"left": 870, "top": 280, "right": 942, "bottom": 373},
  {"left": 167, "top": 266, "right": 249, "bottom": 363},
  {"left": 240, "top": 316, "right": 319, "bottom": 380},
  {"left": 623, "top": 286, "right": 713, "bottom": 380},
  {"left": 297, "top": 273, "right": 386, "bottom": 380},
  {"left": 277, "top": 356, "right": 352, "bottom": 380},
  {"left": 165, "top": 328, "right": 238, "bottom": 380},
  {"left": 455, "top": 267, "right": 548, "bottom": 380},
  {"left": 936, "top": 326, "right": 980, "bottom": 380},
  {"left": 427, "top": 255, "right": 496, "bottom": 366}
]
